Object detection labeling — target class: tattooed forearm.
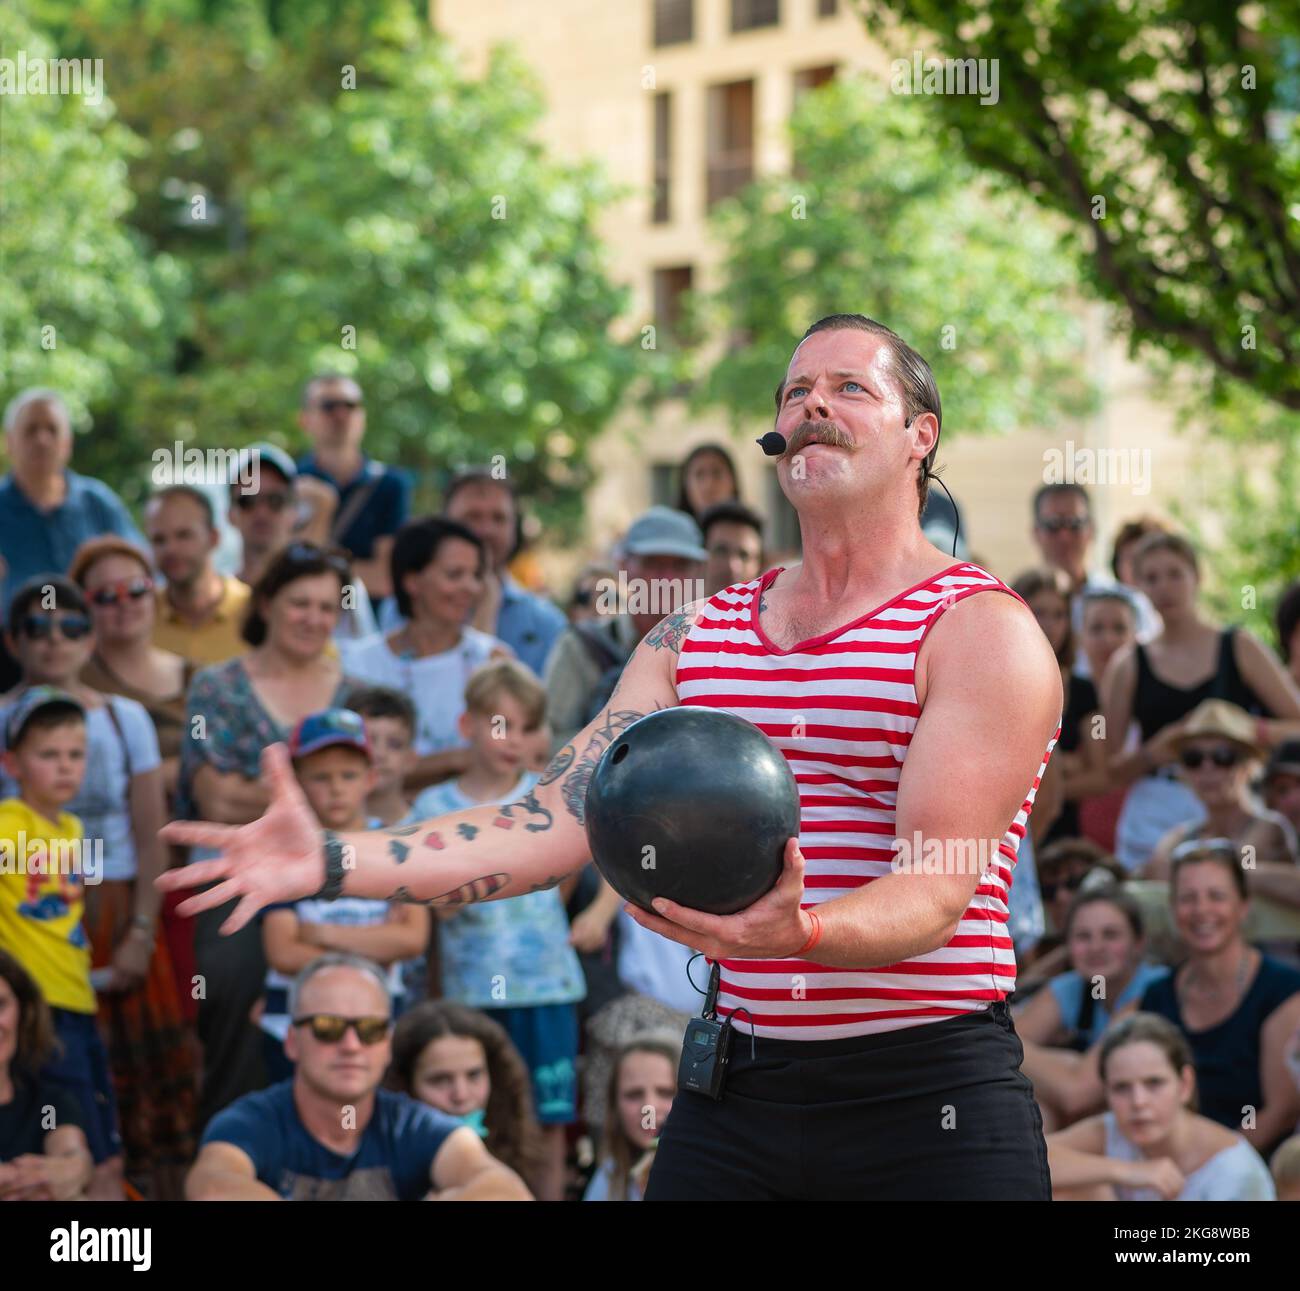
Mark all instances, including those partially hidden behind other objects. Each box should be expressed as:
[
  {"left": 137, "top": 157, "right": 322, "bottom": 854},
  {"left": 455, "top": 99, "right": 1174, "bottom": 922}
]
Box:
[
  {"left": 493, "top": 786, "right": 554, "bottom": 834},
  {"left": 388, "top": 839, "right": 410, "bottom": 864},
  {"left": 537, "top": 743, "right": 574, "bottom": 787},
  {"left": 389, "top": 872, "right": 511, "bottom": 907},
  {"left": 558, "top": 706, "right": 658, "bottom": 826}
]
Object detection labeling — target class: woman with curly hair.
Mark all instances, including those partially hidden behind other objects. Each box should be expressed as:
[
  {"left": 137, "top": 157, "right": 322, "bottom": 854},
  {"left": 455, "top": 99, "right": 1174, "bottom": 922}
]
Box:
[{"left": 387, "top": 1001, "right": 545, "bottom": 1196}]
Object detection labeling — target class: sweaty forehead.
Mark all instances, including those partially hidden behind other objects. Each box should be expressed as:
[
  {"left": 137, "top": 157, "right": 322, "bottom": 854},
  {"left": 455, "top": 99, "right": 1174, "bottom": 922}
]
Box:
[{"left": 787, "top": 328, "right": 893, "bottom": 378}]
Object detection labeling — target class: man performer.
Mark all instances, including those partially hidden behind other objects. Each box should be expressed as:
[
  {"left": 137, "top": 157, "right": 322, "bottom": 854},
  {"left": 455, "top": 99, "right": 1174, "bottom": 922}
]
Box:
[{"left": 161, "top": 315, "right": 1062, "bottom": 1200}]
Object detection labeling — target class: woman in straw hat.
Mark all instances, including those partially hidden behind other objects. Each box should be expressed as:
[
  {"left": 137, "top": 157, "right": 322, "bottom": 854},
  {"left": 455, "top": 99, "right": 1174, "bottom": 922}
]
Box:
[{"left": 1143, "top": 699, "right": 1298, "bottom": 879}]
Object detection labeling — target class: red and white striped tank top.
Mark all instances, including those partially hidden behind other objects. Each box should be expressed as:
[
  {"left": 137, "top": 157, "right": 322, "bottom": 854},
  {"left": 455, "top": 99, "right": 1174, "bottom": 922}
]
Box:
[{"left": 675, "top": 562, "right": 1058, "bottom": 1040}]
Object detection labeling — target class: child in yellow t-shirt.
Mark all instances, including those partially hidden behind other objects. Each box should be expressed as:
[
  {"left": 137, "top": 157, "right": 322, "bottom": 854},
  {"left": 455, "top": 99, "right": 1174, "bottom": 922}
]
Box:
[{"left": 0, "top": 686, "right": 122, "bottom": 1190}]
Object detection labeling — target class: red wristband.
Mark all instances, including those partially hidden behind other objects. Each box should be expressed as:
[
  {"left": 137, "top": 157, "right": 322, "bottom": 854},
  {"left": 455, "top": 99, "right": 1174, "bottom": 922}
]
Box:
[{"left": 794, "top": 908, "right": 822, "bottom": 958}]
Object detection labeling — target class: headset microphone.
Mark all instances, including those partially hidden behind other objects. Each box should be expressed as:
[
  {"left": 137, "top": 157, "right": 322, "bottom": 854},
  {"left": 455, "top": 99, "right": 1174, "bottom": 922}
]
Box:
[{"left": 755, "top": 431, "right": 786, "bottom": 457}]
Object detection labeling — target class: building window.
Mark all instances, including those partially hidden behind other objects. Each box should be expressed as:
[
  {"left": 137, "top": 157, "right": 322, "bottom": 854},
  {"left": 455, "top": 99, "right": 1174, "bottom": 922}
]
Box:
[
  {"left": 817, "top": 0, "right": 839, "bottom": 17},
  {"left": 652, "top": 265, "right": 694, "bottom": 342},
  {"left": 653, "top": 0, "right": 693, "bottom": 46},
  {"left": 650, "top": 463, "right": 677, "bottom": 508},
  {"left": 731, "top": 0, "right": 781, "bottom": 31},
  {"left": 706, "top": 79, "right": 755, "bottom": 209},
  {"left": 793, "top": 65, "right": 837, "bottom": 100},
  {"left": 652, "top": 92, "right": 672, "bottom": 224}
]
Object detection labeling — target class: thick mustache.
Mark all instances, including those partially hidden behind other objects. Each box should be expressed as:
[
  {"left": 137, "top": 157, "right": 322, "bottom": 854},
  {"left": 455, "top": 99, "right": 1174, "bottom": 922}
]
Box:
[{"left": 786, "top": 422, "right": 854, "bottom": 456}]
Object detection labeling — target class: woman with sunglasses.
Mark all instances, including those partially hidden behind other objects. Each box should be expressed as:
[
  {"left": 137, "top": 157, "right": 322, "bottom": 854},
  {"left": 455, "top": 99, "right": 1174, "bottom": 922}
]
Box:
[
  {"left": 0, "top": 575, "right": 196, "bottom": 1199},
  {"left": 177, "top": 542, "right": 359, "bottom": 1123},
  {"left": 1137, "top": 840, "right": 1300, "bottom": 1156},
  {"left": 1143, "top": 700, "right": 1298, "bottom": 880},
  {"left": 68, "top": 538, "right": 192, "bottom": 808},
  {"left": 1101, "top": 532, "right": 1300, "bottom": 872}
]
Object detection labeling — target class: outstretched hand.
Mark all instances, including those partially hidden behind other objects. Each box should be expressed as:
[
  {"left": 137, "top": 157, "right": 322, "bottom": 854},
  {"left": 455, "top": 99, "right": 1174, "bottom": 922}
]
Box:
[
  {"left": 156, "top": 743, "right": 326, "bottom": 935},
  {"left": 622, "top": 838, "right": 813, "bottom": 961}
]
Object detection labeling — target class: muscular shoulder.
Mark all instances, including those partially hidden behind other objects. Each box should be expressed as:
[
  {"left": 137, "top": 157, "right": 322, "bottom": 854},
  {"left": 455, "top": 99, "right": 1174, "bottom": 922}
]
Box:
[
  {"left": 916, "top": 587, "right": 1062, "bottom": 714},
  {"left": 641, "top": 597, "right": 713, "bottom": 657}
]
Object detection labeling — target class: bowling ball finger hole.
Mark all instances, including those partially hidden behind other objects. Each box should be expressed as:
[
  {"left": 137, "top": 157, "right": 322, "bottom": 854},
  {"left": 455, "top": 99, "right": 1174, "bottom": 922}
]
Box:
[{"left": 611, "top": 743, "right": 630, "bottom": 764}]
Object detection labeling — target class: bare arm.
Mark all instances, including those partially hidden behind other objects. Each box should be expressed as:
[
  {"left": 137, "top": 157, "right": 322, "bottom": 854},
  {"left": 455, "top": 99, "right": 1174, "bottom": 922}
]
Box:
[
  {"left": 1014, "top": 980, "right": 1067, "bottom": 1046},
  {"left": 429, "top": 1126, "right": 532, "bottom": 1201},
  {"left": 1249, "top": 863, "right": 1300, "bottom": 907},
  {"left": 186, "top": 1142, "right": 280, "bottom": 1201},
  {"left": 159, "top": 605, "right": 691, "bottom": 931},
  {"left": 1098, "top": 648, "right": 1154, "bottom": 787},
  {"left": 1060, "top": 706, "right": 1110, "bottom": 801},
  {"left": 262, "top": 908, "right": 326, "bottom": 976},
  {"left": 1021, "top": 996, "right": 1142, "bottom": 1123},
  {"left": 1235, "top": 631, "right": 1300, "bottom": 732},
  {"left": 1045, "top": 1116, "right": 1124, "bottom": 1189},
  {"left": 351, "top": 536, "right": 395, "bottom": 602},
  {"left": 1242, "top": 994, "right": 1300, "bottom": 1153},
  {"left": 307, "top": 904, "right": 429, "bottom": 963}
]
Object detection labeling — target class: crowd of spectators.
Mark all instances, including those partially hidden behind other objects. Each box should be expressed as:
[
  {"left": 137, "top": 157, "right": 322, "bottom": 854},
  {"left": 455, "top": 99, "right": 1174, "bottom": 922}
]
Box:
[{"left": 2, "top": 381, "right": 1300, "bottom": 1202}]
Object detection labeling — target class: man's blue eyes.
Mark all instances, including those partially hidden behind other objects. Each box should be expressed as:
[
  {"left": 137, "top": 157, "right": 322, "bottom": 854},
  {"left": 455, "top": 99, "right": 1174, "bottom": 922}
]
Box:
[{"left": 787, "top": 382, "right": 864, "bottom": 398}]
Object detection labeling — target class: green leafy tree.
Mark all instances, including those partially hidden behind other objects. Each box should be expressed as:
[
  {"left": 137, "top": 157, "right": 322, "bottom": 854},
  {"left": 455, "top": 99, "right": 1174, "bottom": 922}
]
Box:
[
  {"left": 688, "top": 79, "right": 1094, "bottom": 438},
  {"left": 857, "top": 0, "right": 1300, "bottom": 411},
  {"left": 0, "top": 5, "right": 184, "bottom": 428},
  {"left": 18, "top": 3, "right": 640, "bottom": 532}
]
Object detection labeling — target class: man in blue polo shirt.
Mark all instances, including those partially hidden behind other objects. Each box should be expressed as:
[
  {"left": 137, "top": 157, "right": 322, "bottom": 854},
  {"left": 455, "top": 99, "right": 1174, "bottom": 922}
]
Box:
[
  {"left": 188, "top": 955, "right": 530, "bottom": 1201},
  {"left": 296, "top": 374, "right": 410, "bottom": 606},
  {"left": 0, "top": 389, "right": 146, "bottom": 614}
]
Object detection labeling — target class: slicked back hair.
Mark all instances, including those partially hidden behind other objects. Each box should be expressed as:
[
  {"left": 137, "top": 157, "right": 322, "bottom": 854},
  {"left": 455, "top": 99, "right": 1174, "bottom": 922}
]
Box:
[{"left": 773, "top": 314, "right": 941, "bottom": 517}]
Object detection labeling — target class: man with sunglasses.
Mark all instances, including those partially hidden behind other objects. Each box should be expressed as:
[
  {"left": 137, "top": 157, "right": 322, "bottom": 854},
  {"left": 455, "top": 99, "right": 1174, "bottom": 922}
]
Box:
[
  {"left": 228, "top": 444, "right": 302, "bottom": 589},
  {"left": 189, "top": 954, "right": 529, "bottom": 1200},
  {"left": 296, "top": 375, "right": 410, "bottom": 607},
  {"left": 1030, "top": 483, "right": 1160, "bottom": 678}
]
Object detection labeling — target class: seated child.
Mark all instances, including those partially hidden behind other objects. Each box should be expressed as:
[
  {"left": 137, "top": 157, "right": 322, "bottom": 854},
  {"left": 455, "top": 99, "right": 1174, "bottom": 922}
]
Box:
[
  {"left": 259, "top": 708, "right": 428, "bottom": 1081},
  {"left": 387, "top": 1000, "right": 545, "bottom": 1195}
]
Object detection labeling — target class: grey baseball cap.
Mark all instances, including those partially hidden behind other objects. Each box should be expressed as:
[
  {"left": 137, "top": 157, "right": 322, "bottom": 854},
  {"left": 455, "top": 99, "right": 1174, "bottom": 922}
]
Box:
[
  {"left": 5, "top": 686, "right": 85, "bottom": 746},
  {"left": 234, "top": 442, "right": 298, "bottom": 487},
  {"left": 622, "top": 506, "right": 707, "bottom": 562}
]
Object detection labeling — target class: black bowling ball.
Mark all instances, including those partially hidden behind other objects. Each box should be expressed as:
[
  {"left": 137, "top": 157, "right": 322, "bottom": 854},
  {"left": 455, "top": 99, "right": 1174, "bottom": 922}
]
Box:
[{"left": 584, "top": 706, "right": 801, "bottom": 916}]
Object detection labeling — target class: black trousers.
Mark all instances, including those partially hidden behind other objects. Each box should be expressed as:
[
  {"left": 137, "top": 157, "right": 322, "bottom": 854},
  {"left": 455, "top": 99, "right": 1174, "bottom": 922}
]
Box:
[{"left": 645, "top": 1001, "right": 1050, "bottom": 1201}]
